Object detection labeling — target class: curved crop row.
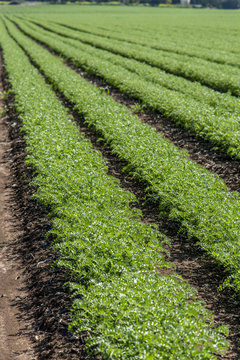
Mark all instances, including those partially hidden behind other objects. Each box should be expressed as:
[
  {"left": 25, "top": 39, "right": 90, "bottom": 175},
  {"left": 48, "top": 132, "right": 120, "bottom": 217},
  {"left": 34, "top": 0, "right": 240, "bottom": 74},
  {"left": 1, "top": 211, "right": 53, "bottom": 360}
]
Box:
[
  {"left": 12, "top": 16, "right": 240, "bottom": 116},
  {"left": 6, "top": 17, "right": 240, "bottom": 293},
  {"left": 19, "top": 17, "right": 240, "bottom": 96},
  {"left": 0, "top": 19, "right": 229, "bottom": 360},
  {"left": 10, "top": 18, "right": 240, "bottom": 159},
  {"left": 47, "top": 19, "right": 240, "bottom": 69},
  {"left": 13, "top": 7, "right": 240, "bottom": 58},
  {"left": 15, "top": 14, "right": 240, "bottom": 69}
]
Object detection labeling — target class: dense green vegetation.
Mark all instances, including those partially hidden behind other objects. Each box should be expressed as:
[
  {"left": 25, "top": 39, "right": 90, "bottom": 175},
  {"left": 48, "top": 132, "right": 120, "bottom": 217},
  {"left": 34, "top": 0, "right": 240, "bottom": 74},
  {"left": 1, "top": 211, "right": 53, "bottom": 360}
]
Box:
[
  {"left": 4, "top": 16, "right": 240, "bottom": 294},
  {"left": 17, "top": 17, "right": 240, "bottom": 96},
  {"left": 1, "top": 6, "right": 240, "bottom": 358},
  {"left": 0, "top": 16, "right": 230, "bottom": 359},
  {"left": 6, "top": 5, "right": 240, "bottom": 52},
  {"left": 2, "top": 0, "right": 240, "bottom": 9},
  {"left": 10, "top": 17, "right": 240, "bottom": 159},
  {"left": 15, "top": 17, "right": 240, "bottom": 101},
  {"left": 38, "top": 19, "right": 240, "bottom": 68}
]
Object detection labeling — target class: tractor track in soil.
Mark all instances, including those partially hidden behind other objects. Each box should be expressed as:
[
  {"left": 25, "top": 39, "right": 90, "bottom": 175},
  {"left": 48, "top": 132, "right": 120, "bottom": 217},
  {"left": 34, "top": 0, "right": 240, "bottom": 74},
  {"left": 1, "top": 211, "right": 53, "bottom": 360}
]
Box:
[
  {"left": 0, "top": 57, "right": 36, "bottom": 360},
  {"left": 2, "top": 27, "right": 240, "bottom": 359}
]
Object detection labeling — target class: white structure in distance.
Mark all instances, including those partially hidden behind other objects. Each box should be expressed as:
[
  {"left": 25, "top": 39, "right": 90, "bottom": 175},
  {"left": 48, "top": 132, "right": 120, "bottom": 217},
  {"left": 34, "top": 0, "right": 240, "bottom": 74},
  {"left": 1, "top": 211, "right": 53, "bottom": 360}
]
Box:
[{"left": 180, "top": 0, "right": 191, "bottom": 4}]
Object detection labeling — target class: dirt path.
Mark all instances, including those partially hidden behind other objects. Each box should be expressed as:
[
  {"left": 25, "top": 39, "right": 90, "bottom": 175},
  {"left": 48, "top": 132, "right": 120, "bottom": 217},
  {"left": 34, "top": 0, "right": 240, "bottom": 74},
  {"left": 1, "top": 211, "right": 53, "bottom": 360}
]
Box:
[{"left": 0, "top": 81, "right": 36, "bottom": 359}]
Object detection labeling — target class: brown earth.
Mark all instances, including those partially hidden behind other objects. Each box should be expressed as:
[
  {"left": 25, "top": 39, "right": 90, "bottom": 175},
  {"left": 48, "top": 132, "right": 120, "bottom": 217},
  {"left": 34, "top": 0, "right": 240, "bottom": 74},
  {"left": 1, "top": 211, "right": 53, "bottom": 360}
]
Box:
[{"left": 0, "top": 72, "right": 36, "bottom": 360}]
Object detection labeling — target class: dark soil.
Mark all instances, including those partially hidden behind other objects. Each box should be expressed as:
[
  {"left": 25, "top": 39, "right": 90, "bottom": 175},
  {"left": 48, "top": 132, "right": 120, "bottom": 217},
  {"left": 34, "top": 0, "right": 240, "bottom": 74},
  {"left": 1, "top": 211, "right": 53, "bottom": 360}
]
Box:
[{"left": 0, "top": 58, "right": 36, "bottom": 360}]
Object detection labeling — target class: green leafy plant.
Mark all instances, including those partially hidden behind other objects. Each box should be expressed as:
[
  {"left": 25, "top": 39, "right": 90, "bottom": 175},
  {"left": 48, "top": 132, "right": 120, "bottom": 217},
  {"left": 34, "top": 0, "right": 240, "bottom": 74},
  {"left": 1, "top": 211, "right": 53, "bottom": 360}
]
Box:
[
  {"left": 5, "top": 17, "right": 240, "bottom": 294},
  {"left": 0, "top": 19, "right": 229, "bottom": 359},
  {"left": 12, "top": 17, "right": 240, "bottom": 159}
]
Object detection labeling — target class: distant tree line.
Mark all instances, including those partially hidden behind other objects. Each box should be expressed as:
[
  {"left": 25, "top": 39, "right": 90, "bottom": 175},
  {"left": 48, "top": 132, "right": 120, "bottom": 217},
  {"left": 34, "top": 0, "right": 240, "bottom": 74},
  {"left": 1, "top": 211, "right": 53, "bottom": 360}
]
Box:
[
  {"left": 8, "top": 0, "right": 240, "bottom": 9},
  {"left": 68, "top": 0, "right": 240, "bottom": 9},
  {"left": 137, "top": 0, "right": 240, "bottom": 8},
  {"left": 190, "top": 0, "right": 240, "bottom": 9}
]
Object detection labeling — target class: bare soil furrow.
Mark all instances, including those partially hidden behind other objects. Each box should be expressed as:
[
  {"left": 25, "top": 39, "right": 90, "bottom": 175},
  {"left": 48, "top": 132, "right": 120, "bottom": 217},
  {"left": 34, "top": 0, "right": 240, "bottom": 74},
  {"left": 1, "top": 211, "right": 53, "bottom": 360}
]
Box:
[{"left": 0, "top": 56, "right": 36, "bottom": 360}]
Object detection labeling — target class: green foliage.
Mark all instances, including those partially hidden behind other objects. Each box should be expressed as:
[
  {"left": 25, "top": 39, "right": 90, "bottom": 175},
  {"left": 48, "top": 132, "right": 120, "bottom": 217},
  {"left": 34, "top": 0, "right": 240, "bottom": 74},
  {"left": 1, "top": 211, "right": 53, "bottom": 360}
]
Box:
[
  {"left": 72, "top": 273, "right": 229, "bottom": 359},
  {"left": 0, "top": 17, "right": 229, "bottom": 359},
  {"left": 47, "top": 20, "right": 240, "bottom": 114},
  {"left": 25, "top": 17, "right": 240, "bottom": 96},
  {"left": 222, "top": 0, "right": 240, "bottom": 8},
  {"left": 23, "top": 18, "right": 240, "bottom": 113},
  {"left": 12, "top": 18, "right": 240, "bottom": 159},
  {"left": 5, "top": 17, "right": 240, "bottom": 294}
]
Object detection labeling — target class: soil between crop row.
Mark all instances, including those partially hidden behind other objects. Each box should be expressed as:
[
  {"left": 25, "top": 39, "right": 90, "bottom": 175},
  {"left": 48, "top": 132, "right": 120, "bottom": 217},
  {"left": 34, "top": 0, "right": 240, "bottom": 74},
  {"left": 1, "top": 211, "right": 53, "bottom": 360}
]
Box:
[
  {"left": 0, "top": 57, "right": 36, "bottom": 360},
  {"left": 8, "top": 30, "right": 240, "bottom": 359}
]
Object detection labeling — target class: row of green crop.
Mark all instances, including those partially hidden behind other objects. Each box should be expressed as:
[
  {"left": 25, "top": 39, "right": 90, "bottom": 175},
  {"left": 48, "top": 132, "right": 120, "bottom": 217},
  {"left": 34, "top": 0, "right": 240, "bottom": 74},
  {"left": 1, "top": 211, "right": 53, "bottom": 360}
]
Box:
[
  {"left": 47, "top": 19, "right": 240, "bottom": 69},
  {"left": 14, "top": 14, "right": 240, "bottom": 69},
  {"left": 13, "top": 16, "right": 240, "bottom": 117},
  {"left": 31, "top": 18, "right": 240, "bottom": 115},
  {"left": 1, "top": 18, "right": 229, "bottom": 360},
  {"left": 71, "top": 19, "right": 240, "bottom": 57},
  {"left": 6, "top": 17, "right": 240, "bottom": 294},
  {"left": 10, "top": 6, "right": 240, "bottom": 58},
  {"left": 10, "top": 17, "right": 240, "bottom": 160},
  {"left": 18, "top": 11, "right": 240, "bottom": 64},
  {"left": 18, "top": 17, "right": 240, "bottom": 96}
]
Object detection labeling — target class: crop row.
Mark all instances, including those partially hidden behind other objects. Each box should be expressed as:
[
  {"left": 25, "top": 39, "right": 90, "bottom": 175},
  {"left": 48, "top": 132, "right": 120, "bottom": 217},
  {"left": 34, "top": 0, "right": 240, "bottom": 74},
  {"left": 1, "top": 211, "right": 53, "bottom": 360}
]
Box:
[
  {"left": 17, "top": 16, "right": 240, "bottom": 96},
  {"left": 1, "top": 18, "right": 230, "bottom": 359},
  {"left": 13, "top": 16, "right": 240, "bottom": 117},
  {"left": 46, "top": 19, "right": 240, "bottom": 69},
  {"left": 6, "top": 17, "right": 240, "bottom": 293},
  {"left": 67, "top": 18, "right": 240, "bottom": 57},
  {"left": 16, "top": 7, "right": 240, "bottom": 58},
  {"left": 19, "top": 12, "right": 240, "bottom": 69},
  {"left": 10, "top": 17, "right": 240, "bottom": 160}
]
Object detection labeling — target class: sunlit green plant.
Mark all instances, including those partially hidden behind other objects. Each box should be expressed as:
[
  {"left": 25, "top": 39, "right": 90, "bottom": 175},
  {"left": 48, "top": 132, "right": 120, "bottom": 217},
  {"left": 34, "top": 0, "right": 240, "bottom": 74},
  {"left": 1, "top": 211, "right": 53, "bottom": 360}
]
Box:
[{"left": 0, "top": 19, "right": 229, "bottom": 359}]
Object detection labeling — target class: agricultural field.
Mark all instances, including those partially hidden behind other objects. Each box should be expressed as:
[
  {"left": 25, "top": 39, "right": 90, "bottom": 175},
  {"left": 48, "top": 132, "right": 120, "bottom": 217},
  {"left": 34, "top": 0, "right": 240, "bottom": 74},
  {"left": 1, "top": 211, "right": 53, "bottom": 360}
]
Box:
[{"left": 0, "top": 5, "right": 240, "bottom": 359}]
